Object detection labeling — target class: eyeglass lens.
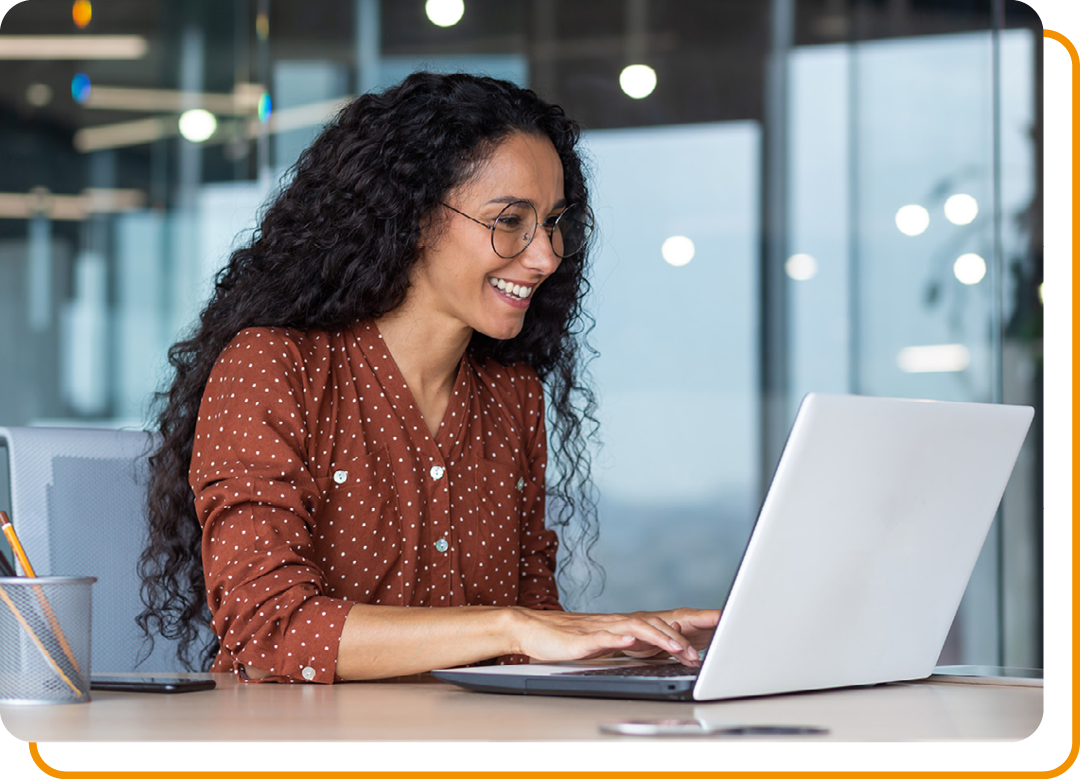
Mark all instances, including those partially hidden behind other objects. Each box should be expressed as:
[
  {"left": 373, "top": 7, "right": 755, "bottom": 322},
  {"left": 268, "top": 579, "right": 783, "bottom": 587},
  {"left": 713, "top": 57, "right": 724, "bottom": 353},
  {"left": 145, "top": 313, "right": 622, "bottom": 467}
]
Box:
[{"left": 491, "top": 201, "right": 593, "bottom": 259}]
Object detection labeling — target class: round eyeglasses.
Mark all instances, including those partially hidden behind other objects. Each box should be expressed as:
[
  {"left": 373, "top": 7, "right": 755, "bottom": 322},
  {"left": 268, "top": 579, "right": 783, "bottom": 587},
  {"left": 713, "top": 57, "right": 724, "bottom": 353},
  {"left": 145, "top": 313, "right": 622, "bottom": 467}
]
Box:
[{"left": 441, "top": 200, "right": 594, "bottom": 260}]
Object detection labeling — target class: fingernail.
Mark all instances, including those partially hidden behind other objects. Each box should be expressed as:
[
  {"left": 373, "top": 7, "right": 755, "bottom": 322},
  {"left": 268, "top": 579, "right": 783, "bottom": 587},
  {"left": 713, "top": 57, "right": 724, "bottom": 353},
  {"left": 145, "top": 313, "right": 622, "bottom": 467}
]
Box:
[
  {"left": 688, "top": 646, "right": 700, "bottom": 661},
  {"left": 669, "top": 639, "right": 682, "bottom": 651}
]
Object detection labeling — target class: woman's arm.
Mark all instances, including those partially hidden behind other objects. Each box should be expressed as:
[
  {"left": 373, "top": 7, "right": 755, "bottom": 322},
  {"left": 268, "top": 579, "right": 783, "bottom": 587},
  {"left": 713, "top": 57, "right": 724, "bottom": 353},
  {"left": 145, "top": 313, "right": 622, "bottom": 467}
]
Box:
[{"left": 328, "top": 603, "right": 719, "bottom": 680}]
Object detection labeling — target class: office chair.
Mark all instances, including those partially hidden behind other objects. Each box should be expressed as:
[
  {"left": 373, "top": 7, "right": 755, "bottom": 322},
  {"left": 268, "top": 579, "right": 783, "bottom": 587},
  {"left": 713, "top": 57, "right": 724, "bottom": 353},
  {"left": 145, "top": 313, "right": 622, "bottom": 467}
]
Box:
[{"left": 0, "top": 426, "right": 189, "bottom": 673}]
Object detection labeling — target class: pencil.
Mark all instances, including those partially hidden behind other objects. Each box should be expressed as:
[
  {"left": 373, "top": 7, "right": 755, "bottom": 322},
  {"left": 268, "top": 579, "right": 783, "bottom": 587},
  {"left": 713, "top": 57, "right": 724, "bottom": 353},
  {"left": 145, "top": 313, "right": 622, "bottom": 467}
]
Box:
[
  {"left": 0, "top": 511, "right": 35, "bottom": 576},
  {"left": 0, "top": 511, "right": 84, "bottom": 679},
  {"left": 0, "top": 584, "right": 84, "bottom": 697},
  {"left": 0, "top": 548, "right": 15, "bottom": 577}
]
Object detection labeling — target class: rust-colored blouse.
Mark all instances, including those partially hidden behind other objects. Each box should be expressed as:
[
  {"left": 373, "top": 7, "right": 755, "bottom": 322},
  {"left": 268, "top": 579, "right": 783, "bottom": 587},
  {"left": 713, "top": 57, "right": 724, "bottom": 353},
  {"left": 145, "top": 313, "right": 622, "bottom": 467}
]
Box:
[{"left": 189, "top": 321, "right": 561, "bottom": 683}]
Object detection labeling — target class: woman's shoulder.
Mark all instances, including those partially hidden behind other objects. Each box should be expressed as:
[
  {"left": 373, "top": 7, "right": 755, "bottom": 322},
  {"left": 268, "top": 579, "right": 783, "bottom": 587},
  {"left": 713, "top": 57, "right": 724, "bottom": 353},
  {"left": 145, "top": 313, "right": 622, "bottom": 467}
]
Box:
[{"left": 217, "top": 325, "right": 347, "bottom": 370}]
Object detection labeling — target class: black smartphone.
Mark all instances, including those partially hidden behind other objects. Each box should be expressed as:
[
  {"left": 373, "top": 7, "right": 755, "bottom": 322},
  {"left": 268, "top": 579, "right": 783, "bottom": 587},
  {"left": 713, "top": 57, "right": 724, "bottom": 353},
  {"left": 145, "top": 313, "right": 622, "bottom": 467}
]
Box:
[{"left": 90, "top": 676, "right": 216, "bottom": 693}]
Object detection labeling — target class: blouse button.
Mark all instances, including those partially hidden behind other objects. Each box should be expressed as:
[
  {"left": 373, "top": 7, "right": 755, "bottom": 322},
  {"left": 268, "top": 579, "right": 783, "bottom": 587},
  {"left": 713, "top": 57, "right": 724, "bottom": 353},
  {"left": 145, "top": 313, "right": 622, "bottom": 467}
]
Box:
[
  {"left": 333, "top": 470, "right": 348, "bottom": 485},
  {"left": 430, "top": 465, "right": 445, "bottom": 481},
  {"left": 515, "top": 477, "right": 525, "bottom": 492},
  {"left": 301, "top": 666, "right": 316, "bottom": 681},
  {"left": 434, "top": 538, "right": 449, "bottom": 553}
]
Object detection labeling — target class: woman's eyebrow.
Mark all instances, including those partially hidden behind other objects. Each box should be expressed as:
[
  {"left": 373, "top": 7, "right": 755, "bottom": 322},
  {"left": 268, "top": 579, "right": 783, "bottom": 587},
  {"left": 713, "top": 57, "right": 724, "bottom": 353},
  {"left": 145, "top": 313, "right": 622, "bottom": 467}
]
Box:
[{"left": 485, "top": 196, "right": 569, "bottom": 210}]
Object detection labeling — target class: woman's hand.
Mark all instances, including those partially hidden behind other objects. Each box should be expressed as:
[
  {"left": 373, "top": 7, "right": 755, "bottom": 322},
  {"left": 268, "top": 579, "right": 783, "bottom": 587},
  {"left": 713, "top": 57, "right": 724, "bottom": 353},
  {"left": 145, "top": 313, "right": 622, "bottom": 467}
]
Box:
[
  {"left": 507, "top": 607, "right": 720, "bottom": 667},
  {"left": 620, "top": 608, "right": 720, "bottom": 661}
]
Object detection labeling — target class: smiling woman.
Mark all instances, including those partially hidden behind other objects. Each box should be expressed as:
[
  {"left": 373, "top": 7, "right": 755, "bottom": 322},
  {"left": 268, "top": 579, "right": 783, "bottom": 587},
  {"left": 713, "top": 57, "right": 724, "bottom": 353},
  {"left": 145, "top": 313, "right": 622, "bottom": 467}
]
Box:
[{"left": 136, "top": 71, "right": 718, "bottom": 682}]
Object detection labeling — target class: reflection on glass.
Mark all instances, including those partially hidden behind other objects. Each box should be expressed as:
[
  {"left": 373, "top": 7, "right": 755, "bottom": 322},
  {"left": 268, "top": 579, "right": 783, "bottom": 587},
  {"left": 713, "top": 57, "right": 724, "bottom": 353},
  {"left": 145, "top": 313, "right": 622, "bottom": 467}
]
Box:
[
  {"left": 897, "top": 344, "right": 971, "bottom": 373},
  {"left": 894, "top": 204, "right": 929, "bottom": 236},
  {"left": 953, "top": 252, "right": 987, "bottom": 285},
  {"left": 661, "top": 235, "right": 695, "bottom": 267},
  {"left": 71, "top": 73, "right": 91, "bottom": 104},
  {"left": 785, "top": 253, "right": 818, "bottom": 281},
  {"left": 944, "top": 193, "right": 979, "bottom": 225},
  {"left": 72, "top": 0, "right": 92, "bottom": 29}
]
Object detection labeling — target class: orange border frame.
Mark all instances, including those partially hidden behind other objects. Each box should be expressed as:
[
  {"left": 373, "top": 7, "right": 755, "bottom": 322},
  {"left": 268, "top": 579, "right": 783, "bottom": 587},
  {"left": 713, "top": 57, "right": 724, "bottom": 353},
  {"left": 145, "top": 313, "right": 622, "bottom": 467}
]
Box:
[{"left": 0, "top": 6, "right": 1075, "bottom": 777}]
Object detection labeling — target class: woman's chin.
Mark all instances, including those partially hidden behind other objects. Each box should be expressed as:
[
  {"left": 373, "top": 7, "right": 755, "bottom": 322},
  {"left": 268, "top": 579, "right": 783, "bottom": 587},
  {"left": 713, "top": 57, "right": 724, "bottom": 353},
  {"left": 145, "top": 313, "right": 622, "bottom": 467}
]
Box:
[{"left": 474, "top": 318, "right": 525, "bottom": 342}]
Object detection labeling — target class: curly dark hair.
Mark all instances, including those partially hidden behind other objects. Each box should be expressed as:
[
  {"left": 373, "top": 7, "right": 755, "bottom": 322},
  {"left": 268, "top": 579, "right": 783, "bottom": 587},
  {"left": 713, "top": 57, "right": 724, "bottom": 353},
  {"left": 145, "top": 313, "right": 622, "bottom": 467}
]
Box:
[{"left": 137, "top": 71, "right": 602, "bottom": 671}]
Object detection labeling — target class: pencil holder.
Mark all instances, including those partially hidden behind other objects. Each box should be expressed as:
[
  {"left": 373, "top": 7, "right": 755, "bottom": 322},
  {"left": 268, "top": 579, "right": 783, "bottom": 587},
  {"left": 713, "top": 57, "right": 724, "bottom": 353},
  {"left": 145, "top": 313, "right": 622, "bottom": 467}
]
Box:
[{"left": 0, "top": 576, "right": 95, "bottom": 704}]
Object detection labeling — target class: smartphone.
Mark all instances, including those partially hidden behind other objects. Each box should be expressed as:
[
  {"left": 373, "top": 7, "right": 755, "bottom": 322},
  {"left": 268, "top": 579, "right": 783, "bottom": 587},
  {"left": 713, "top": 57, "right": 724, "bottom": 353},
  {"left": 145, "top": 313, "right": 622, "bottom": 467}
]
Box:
[
  {"left": 600, "top": 719, "right": 828, "bottom": 737},
  {"left": 90, "top": 676, "right": 216, "bottom": 693}
]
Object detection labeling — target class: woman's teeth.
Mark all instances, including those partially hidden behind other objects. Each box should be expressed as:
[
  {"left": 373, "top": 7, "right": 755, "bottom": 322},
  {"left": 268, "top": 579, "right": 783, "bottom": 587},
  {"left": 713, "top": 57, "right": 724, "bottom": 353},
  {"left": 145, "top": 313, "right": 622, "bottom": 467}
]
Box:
[{"left": 489, "top": 277, "right": 533, "bottom": 299}]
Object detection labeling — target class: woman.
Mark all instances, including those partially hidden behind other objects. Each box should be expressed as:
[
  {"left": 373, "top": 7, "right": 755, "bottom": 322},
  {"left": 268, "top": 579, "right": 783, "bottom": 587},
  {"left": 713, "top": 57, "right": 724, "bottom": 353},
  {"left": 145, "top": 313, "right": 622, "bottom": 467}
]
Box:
[{"left": 139, "top": 72, "right": 718, "bottom": 683}]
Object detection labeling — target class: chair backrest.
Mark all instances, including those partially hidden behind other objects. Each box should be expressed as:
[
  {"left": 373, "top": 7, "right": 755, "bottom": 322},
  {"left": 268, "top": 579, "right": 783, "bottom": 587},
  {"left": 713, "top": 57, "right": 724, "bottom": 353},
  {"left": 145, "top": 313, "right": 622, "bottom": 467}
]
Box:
[{"left": 0, "top": 426, "right": 189, "bottom": 673}]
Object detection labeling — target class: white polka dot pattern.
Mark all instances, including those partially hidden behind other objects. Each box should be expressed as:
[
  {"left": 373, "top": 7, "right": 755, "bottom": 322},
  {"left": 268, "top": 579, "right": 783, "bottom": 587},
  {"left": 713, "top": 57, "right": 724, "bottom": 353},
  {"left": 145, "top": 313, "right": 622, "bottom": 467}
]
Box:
[{"left": 189, "top": 321, "right": 561, "bottom": 684}]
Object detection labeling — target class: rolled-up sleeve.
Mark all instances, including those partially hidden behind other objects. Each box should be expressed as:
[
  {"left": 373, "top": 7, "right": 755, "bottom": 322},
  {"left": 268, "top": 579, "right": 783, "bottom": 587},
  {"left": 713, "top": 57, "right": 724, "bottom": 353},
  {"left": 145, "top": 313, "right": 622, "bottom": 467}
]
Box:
[{"left": 190, "top": 330, "right": 352, "bottom": 683}]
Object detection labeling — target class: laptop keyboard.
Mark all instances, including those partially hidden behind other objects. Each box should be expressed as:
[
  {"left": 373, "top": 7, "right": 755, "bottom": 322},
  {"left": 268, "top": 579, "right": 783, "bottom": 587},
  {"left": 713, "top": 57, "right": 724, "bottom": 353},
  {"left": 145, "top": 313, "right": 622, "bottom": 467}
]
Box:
[{"left": 565, "top": 663, "right": 700, "bottom": 678}]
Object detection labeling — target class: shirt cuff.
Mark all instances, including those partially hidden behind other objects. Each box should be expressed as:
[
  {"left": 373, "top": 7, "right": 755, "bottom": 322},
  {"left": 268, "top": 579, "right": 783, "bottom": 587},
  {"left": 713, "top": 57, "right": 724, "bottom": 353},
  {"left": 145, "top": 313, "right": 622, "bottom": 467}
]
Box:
[{"left": 229, "top": 596, "right": 353, "bottom": 684}]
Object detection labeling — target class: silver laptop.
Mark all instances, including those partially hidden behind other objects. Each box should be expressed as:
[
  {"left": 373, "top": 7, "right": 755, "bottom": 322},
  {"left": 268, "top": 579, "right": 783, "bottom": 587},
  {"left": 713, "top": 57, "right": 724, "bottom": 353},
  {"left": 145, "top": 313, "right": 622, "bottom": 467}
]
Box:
[{"left": 433, "top": 393, "right": 1034, "bottom": 701}]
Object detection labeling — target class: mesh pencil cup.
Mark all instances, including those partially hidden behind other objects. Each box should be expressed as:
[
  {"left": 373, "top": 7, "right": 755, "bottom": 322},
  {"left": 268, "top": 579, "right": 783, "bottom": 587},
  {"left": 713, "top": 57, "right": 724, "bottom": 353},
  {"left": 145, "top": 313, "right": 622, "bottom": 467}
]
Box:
[{"left": 0, "top": 576, "right": 95, "bottom": 704}]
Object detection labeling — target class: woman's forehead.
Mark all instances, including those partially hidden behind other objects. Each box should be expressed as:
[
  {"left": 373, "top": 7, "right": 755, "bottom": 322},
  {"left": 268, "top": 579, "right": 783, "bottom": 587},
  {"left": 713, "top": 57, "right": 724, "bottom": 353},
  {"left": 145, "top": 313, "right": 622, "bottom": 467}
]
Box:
[{"left": 458, "top": 133, "right": 565, "bottom": 207}]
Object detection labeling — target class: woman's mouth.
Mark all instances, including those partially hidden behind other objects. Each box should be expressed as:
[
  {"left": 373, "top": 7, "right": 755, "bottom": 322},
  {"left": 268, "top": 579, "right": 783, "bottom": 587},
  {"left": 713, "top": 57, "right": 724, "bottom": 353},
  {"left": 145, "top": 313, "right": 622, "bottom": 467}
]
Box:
[{"left": 488, "top": 277, "right": 533, "bottom": 300}]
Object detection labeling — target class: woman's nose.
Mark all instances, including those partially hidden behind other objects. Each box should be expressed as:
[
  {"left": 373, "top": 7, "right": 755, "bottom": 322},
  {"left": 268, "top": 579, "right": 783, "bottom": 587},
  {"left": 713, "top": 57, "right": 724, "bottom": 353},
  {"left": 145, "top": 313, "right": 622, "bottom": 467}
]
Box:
[{"left": 521, "top": 227, "right": 562, "bottom": 275}]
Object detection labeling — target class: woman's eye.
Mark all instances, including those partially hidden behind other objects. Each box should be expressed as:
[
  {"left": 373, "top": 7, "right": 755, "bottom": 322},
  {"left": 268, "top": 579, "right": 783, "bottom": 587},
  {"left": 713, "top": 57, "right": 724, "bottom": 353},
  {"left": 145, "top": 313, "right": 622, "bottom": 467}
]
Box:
[{"left": 498, "top": 216, "right": 522, "bottom": 229}]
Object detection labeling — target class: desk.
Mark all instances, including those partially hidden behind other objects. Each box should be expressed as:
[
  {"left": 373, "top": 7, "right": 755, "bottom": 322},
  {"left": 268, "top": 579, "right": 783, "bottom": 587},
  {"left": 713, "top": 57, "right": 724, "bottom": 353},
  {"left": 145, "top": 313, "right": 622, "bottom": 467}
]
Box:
[{"left": 0, "top": 673, "right": 1041, "bottom": 741}]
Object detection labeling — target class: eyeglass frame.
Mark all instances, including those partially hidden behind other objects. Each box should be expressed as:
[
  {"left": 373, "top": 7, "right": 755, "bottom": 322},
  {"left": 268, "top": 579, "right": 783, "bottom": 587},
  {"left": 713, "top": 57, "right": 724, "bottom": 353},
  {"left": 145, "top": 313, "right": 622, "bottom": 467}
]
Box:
[{"left": 439, "top": 200, "right": 594, "bottom": 260}]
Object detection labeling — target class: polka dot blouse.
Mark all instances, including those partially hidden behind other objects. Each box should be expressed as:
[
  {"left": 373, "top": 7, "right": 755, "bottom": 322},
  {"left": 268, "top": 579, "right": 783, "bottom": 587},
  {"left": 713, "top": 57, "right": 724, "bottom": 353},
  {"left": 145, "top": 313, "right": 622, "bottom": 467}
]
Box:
[{"left": 189, "top": 320, "right": 562, "bottom": 684}]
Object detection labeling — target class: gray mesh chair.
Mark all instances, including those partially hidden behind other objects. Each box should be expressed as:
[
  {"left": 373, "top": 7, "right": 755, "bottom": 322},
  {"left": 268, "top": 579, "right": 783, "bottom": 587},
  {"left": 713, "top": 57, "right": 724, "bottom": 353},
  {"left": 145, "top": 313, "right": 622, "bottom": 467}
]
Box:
[{"left": 0, "top": 426, "right": 189, "bottom": 673}]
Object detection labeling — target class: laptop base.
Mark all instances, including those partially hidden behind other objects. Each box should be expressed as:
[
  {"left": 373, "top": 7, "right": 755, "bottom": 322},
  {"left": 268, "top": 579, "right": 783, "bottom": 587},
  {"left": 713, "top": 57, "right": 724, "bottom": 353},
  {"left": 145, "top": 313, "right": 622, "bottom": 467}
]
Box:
[{"left": 432, "top": 669, "right": 697, "bottom": 701}]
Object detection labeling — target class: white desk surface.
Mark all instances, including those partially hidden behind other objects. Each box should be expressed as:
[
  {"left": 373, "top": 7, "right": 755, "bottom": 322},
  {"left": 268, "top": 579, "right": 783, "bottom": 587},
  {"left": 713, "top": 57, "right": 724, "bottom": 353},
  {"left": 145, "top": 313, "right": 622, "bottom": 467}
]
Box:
[{"left": 0, "top": 671, "right": 1041, "bottom": 742}]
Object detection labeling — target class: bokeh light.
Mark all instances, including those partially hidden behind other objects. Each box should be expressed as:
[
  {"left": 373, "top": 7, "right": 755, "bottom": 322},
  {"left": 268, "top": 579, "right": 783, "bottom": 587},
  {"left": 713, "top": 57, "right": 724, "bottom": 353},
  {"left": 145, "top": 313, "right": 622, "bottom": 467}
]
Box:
[
  {"left": 785, "top": 253, "right": 818, "bottom": 281},
  {"left": 897, "top": 344, "right": 971, "bottom": 373},
  {"left": 256, "top": 12, "right": 269, "bottom": 41},
  {"left": 619, "top": 64, "right": 657, "bottom": 99},
  {"left": 257, "top": 92, "right": 272, "bottom": 123},
  {"left": 72, "top": 0, "right": 92, "bottom": 29},
  {"left": 179, "top": 109, "right": 217, "bottom": 142},
  {"left": 953, "top": 253, "right": 986, "bottom": 285},
  {"left": 426, "top": 0, "right": 465, "bottom": 27},
  {"left": 26, "top": 83, "right": 53, "bottom": 107},
  {"left": 71, "top": 73, "right": 91, "bottom": 104},
  {"left": 661, "top": 235, "right": 695, "bottom": 267},
  {"left": 944, "top": 193, "right": 978, "bottom": 225},
  {"left": 894, "top": 204, "right": 929, "bottom": 236}
]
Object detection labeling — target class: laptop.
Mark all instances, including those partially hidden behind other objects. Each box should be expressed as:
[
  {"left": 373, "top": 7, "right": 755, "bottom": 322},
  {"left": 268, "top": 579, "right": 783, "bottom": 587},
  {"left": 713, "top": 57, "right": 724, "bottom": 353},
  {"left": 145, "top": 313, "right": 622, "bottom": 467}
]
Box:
[{"left": 433, "top": 393, "right": 1034, "bottom": 701}]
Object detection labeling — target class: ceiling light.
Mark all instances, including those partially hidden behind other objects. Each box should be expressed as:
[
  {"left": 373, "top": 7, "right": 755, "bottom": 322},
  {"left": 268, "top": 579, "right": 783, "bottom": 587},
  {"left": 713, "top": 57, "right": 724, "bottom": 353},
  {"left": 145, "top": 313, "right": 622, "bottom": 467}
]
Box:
[
  {"left": 426, "top": 0, "right": 465, "bottom": 27},
  {"left": 82, "top": 85, "right": 262, "bottom": 114},
  {"left": 179, "top": 109, "right": 217, "bottom": 142},
  {"left": 619, "top": 64, "right": 657, "bottom": 99},
  {"left": 0, "top": 188, "right": 145, "bottom": 221},
  {"left": 74, "top": 117, "right": 172, "bottom": 152},
  {"left": 0, "top": 36, "right": 148, "bottom": 60}
]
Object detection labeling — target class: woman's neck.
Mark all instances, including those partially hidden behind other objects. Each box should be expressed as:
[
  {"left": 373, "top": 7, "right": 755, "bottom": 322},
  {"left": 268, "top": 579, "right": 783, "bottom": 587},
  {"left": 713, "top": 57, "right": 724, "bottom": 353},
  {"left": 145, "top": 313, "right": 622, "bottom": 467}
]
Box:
[{"left": 372, "top": 308, "right": 472, "bottom": 402}]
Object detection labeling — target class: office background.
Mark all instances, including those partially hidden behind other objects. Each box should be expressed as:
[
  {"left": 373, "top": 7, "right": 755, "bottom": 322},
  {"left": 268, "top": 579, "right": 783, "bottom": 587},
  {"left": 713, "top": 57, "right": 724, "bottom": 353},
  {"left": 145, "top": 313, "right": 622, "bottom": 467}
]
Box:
[{"left": 0, "top": 0, "right": 1043, "bottom": 670}]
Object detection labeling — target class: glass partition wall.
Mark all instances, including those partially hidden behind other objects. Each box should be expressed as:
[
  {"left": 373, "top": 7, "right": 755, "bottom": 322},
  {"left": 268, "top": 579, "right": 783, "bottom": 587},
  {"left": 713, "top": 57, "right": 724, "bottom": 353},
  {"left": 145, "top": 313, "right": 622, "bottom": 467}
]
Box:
[{"left": 0, "top": 0, "right": 1042, "bottom": 669}]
